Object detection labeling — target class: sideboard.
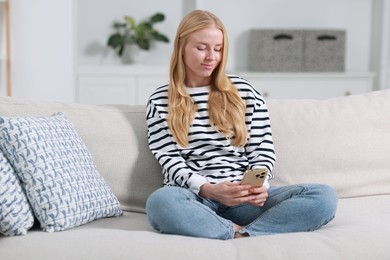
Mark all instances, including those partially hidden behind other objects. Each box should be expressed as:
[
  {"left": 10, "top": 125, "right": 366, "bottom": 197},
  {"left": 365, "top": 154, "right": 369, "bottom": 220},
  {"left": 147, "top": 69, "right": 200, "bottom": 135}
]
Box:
[{"left": 77, "top": 65, "right": 374, "bottom": 105}]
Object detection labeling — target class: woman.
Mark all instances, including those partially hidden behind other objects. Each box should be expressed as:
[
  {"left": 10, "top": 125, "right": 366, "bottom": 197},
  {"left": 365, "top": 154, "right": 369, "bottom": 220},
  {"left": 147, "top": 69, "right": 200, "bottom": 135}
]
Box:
[{"left": 146, "top": 10, "right": 338, "bottom": 240}]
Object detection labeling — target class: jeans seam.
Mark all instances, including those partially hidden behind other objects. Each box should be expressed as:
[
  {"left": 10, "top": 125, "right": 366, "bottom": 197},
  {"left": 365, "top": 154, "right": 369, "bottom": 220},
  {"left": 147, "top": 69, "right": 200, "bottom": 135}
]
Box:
[{"left": 306, "top": 214, "right": 336, "bottom": 232}]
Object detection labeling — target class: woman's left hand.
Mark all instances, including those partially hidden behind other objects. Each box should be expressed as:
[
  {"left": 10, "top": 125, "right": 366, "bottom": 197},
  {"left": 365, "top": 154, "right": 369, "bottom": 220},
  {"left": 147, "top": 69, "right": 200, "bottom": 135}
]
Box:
[{"left": 246, "top": 186, "right": 269, "bottom": 207}]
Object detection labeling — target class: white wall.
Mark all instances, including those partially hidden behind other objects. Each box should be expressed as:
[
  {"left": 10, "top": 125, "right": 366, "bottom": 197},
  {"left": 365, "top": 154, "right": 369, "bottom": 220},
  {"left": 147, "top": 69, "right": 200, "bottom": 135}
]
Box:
[
  {"left": 200, "top": 0, "right": 372, "bottom": 72},
  {"left": 10, "top": 0, "right": 75, "bottom": 102},
  {"left": 78, "top": 0, "right": 372, "bottom": 72},
  {"left": 8, "top": 0, "right": 378, "bottom": 102},
  {"left": 383, "top": 1, "right": 390, "bottom": 89},
  {"left": 77, "top": 0, "right": 181, "bottom": 67}
]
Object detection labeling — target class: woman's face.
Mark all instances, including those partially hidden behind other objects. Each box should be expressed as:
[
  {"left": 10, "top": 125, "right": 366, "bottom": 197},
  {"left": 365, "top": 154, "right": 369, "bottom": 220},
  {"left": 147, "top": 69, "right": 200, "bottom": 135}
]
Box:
[{"left": 183, "top": 25, "right": 223, "bottom": 87}]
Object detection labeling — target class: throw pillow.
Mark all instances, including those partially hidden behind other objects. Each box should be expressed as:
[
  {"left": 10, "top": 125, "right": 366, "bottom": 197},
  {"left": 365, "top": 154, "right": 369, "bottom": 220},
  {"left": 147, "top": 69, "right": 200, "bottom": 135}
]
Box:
[
  {"left": 0, "top": 150, "right": 35, "bottom": 236},
  {"left": 0, "top": 113, "right": 123, "bottom": 232}
]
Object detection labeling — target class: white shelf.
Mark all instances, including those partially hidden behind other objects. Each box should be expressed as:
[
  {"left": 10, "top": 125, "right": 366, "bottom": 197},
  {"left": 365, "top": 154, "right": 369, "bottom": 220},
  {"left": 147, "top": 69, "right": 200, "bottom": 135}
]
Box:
[
  {"left": 238, "top": 71, "right": 374, "bottom": 79},
  {"left": 76, "top": 65, "right": 375, "bottom": 104},
  {"left": 78, "top": 65, "right": 169, "bottom": 76},
  {"left": 239, "top": 71, "right": 374, "bottom": 100},
  {"left": 77, "top": 65, "right": 169, "bottom": 105}
]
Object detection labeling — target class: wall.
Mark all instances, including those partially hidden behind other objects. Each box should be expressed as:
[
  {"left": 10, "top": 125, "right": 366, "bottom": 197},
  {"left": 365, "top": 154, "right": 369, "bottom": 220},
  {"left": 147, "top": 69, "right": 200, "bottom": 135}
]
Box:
[
  {"left": 199, "top": 0, "right": 372, "bottom": 72},
  {"left": 9, "top": 0, "right": 75, "bottom": 102},
  {"left": 8, "top": 0, "right": 378, "bottom": 102},
  {"left": 77, "top": 0, "right": 181, "bottom": 67},
  {"left": 384, "top": 1, "right": 390, "bottom": 89},
  {"left": 78, "top": 0, "right": 372, "bottom": 72}
]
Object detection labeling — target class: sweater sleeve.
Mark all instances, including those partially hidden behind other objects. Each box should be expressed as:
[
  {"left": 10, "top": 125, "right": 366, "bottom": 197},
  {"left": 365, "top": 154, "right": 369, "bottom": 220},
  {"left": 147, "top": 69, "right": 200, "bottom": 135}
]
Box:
[
  {"left": 146, "top": 99, "right": 208, "bottom": 194},
  {"left": 244, "top": 88, "right": 276, "bottom": 182}
]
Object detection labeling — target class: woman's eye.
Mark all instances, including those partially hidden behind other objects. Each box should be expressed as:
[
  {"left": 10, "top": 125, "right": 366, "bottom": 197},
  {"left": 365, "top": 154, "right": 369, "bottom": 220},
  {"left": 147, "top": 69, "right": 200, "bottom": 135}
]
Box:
[
  {"left": 197, "top": 47, "right": 206, "bottom": 51},
  {"left": 215, "top": 49, "right": 222, "bottom": 52}
]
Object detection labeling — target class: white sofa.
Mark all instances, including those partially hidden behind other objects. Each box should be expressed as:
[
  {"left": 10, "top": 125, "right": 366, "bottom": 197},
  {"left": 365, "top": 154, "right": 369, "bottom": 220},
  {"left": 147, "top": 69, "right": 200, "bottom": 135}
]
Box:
[{"left": 0, "top": 89, "right": 390, "bottom": 260}]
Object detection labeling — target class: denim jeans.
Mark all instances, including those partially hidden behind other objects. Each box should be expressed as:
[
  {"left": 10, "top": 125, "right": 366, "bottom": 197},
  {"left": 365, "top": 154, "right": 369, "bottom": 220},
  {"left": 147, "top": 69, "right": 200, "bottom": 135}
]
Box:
[{"left": 146, "top": 184, "right": 338, "bottom": 240}]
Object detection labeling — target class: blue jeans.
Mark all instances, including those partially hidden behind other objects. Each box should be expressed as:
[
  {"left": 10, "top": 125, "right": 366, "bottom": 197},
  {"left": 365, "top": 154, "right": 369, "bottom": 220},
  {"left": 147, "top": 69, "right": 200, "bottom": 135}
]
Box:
[{"left": 146, "top": 184, "right": 338, "bottom": 240}]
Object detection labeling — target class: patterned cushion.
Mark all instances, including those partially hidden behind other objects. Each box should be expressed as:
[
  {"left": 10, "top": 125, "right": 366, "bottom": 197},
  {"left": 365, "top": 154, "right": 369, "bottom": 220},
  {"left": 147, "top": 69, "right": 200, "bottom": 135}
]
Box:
[
  {"left": 0, "top": 150, "right": 35, "bottom": 236},
  {"left": 0, "top": 113, "right": 123, "bottom": 232}
]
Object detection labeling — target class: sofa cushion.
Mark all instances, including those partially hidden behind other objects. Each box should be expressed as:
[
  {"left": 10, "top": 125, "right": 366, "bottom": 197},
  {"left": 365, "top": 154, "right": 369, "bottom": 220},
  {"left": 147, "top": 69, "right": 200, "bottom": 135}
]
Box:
[
  {"left": 0, "top": 150, "right": 34, "bottom": 236},
  {"left": 0, "top": 113, "right": 123, "bottom": 232},
  {"left": 1, "top": 195, "right": 390, "bottom": 259},
  {"left": 267, "top": 89, "right": 390, "bottom": 198}
]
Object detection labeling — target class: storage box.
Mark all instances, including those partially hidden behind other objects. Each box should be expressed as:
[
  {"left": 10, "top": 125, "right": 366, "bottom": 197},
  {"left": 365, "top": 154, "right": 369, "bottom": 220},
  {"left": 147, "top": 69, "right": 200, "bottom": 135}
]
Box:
[
  {"left": 248, "top": 29, "right": 346, "bottom": 72},
  {"left": 303, "top": 30, "right": 345, "bottom": 72},
  {"left": 249, "top": 29, "right": 304, "bottom": 72}
]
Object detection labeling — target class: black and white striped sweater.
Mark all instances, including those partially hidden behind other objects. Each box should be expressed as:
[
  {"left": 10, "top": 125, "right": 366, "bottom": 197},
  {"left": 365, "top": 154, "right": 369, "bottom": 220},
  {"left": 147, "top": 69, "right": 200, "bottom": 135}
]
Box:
[{"left": 146, "top": 75, "right": 276, "bottom": 195}]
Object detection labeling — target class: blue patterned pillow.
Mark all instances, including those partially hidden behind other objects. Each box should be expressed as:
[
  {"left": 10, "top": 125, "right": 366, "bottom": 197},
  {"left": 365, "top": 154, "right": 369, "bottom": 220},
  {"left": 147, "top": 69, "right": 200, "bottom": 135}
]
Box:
[
  {"left": 0, "top": 150, "right": 35, "bottom": 236},
  {"left": 0, "top": 113, "right": 122, "bottom": 232}
]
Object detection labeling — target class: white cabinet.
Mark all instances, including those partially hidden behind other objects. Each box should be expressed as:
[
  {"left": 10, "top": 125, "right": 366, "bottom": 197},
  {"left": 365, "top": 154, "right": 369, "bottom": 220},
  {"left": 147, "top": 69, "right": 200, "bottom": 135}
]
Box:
[
  {"left": 239, "top": 72, "right": 374, "bottom": 100},
  {"left": 77, "top": 66, "right": 374, "bottom": 105},
  {"left": 78, "top": 76, "right": 136, "bottom": 105},
  {"left": 77, "top": 65, "right": 168, "bottom": 105}
]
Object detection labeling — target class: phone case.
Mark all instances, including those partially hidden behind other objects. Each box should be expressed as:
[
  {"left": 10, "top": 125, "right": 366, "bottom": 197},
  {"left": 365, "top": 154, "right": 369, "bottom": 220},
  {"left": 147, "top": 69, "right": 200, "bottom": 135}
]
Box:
[{"left": 240, "top": 168, "right": 267, "bottom": 187}]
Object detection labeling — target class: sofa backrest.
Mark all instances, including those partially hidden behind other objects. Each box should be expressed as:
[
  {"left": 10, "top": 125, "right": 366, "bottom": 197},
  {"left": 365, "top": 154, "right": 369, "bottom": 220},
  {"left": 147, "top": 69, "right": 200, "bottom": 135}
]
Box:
[
  {"left": 268, "top": 89, "right": 390, "bottom": 198},
  {"left": 1, "top": 89, "right": 389, "bottom": 214}
]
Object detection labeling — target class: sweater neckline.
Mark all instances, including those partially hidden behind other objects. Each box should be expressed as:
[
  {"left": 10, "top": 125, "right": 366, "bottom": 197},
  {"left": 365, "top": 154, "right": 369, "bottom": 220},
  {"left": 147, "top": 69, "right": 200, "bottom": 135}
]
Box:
[{"left": 186, "top": 86, "right": 209, "bottom": 94}]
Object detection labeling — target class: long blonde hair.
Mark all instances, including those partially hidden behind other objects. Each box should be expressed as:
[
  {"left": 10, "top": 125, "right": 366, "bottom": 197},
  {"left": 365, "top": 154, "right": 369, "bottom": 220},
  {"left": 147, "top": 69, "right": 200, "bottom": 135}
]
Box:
[{"left": 168, "top": 10, "right": 248, "bottom": 147}]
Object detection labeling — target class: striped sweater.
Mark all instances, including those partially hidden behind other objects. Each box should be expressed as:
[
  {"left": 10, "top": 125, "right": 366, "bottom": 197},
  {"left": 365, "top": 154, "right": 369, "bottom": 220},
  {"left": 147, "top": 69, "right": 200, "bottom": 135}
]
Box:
[{"left": 146, "top": 75, "right": 276, "bottom": 195}]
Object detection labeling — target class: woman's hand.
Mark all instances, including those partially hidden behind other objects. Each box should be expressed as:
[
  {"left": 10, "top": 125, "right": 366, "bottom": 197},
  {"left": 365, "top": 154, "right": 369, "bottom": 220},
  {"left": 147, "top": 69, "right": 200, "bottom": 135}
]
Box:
[
  {"left": 246, "top": 186, "right": 268, "bottom": 207},
  {"left": 199, "top": 182, "right": 268, "bottom": 207}
]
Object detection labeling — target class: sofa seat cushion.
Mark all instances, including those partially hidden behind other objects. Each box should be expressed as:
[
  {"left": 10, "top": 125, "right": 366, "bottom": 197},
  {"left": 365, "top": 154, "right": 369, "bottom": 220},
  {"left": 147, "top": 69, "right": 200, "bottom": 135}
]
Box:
[{"left": 0, "top": 195, "right": 389, "bottom": 259}]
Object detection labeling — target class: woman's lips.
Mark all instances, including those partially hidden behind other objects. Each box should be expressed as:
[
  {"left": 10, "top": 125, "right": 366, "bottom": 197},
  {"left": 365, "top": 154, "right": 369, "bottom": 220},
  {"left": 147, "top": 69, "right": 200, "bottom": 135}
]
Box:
[{"left": 201, "top": 64, "right": 214, "bottom": 70}]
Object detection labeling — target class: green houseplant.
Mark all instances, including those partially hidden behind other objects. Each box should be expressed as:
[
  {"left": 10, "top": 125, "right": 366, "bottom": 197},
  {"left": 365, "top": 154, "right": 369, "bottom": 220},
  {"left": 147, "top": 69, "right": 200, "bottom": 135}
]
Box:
[{"left": 107, "top": 12, "right": 170, "bottom": 58}]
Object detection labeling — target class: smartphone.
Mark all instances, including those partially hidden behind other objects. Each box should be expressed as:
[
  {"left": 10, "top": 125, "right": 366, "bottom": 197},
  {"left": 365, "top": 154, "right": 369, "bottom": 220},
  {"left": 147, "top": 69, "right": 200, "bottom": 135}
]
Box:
[{"left": 240, "top": 168, "right": 268, "bottom": 187}]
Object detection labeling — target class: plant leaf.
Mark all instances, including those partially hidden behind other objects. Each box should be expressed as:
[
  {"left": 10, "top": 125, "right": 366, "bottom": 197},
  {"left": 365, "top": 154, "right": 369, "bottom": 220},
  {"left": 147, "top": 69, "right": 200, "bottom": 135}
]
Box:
[
  {"left": 124, "top": 16, "right": 136, "bottom": 29},
  {"left": 113, "top": 22, "right": 126, "bottom": 29},
  {"left": 141, "top": 22, "right": 153, "bottom": 30},
  {"left": 107, "top": 33, "right": 125, "bottom": 47},
  {"left": 138, "top": 39, "right": 150, "bottom": 50},
  {"left": 151, "top": 32, "right": 170, "bottom": 43},
  {"left": 150, "top": 13, "right": 165, "bottom": 24},
  {"left": 118, "top": 45, "right": 125, "bottom": 56}
]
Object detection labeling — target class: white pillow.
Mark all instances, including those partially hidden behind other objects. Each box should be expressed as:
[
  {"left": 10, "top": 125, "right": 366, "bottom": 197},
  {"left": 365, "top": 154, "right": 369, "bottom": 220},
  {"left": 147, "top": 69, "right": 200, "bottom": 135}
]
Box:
[
  {"left": 0, "top": 150, "right": 34, "bottom": 236},
  {"left": 0, "top": 113, "right": 123, "bottom": 232}
]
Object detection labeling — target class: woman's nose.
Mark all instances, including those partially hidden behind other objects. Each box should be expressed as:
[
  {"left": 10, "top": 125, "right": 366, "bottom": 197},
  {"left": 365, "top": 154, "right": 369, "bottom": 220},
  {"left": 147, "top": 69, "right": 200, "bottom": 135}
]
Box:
[{"left": 206, "top": 51, "right": 215, "bottom": 60}]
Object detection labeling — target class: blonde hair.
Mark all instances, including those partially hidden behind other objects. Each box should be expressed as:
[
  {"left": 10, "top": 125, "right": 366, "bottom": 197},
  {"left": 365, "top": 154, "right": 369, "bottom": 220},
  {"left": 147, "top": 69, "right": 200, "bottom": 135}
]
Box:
[{"left": 168, "top": 10, "right": 248, "bottom": 147}]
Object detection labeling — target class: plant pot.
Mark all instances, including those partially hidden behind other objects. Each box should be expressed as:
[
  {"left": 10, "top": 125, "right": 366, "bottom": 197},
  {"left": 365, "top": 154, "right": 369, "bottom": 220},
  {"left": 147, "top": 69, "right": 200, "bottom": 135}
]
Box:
[{"left": 122, "top": 45, "right": 147, "bottom": 64}]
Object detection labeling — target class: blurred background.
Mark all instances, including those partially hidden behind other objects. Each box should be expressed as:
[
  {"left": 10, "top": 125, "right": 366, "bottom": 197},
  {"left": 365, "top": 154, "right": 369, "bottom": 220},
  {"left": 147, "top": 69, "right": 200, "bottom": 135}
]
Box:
[{"left": 1, "top": 0, "right": 389, "bottom": 103}]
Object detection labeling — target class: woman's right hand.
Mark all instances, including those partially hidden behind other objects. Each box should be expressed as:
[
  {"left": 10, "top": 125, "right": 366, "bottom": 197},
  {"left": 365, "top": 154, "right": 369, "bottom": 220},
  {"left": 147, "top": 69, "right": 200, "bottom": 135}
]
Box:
[{"left": 199, "top": 182, "right": 255, "bottom": 207}]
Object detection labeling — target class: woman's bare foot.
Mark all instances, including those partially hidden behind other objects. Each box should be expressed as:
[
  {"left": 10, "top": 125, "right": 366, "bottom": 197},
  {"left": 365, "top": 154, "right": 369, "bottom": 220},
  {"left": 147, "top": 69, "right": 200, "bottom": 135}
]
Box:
[{"left": 233, "top": 224, "right": 249, "bottom": 239}]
